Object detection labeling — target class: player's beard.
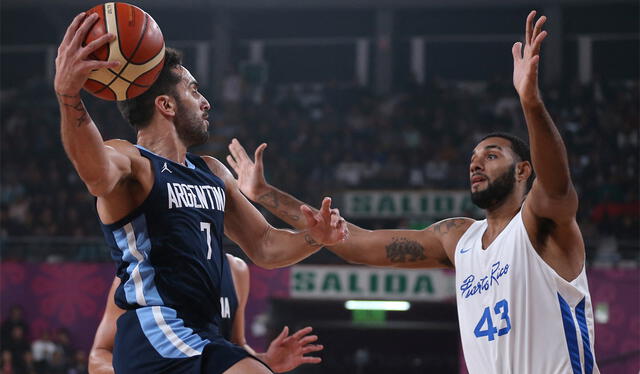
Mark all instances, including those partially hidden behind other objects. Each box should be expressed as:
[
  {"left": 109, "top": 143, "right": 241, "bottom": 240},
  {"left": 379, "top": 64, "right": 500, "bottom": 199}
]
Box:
[
  {"left": 174, "top": 99, "right": 209, "bottom": 147},
  {"left": 470, "top": 164, "right": 516, "bottom": 210}
]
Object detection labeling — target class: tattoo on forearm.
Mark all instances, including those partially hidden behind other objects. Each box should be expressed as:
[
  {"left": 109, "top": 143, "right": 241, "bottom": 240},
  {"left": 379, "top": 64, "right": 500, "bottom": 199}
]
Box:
[
  {"left": 385, "top": 237, "right": 427, "bottom": 263},
  {"left": 304, "top": 234, "right": 322, "bottom": 247},
  {"left": 56, "top": 92, "right": 89, "bottom": 127},
  {"left": 428, "top": 218, "right": 467, "bottom": 235},
  {"left": 258, "top": 191, "right": 301, "bottom": 222}
]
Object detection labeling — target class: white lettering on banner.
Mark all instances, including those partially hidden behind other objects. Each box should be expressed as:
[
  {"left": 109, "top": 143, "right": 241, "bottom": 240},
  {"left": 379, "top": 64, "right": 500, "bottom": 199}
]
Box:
[
  {"left": 343, "top": 190, "right": 481, "bottom": 218},
  {"left": 290, "top": 265, "right": 456, "bottom": 301}
]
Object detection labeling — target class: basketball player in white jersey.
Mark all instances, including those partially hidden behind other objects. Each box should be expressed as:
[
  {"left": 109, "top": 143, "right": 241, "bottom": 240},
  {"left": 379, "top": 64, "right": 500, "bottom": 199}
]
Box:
[{"left": 226, "top": 11, "right": 599, "bottom": 374}]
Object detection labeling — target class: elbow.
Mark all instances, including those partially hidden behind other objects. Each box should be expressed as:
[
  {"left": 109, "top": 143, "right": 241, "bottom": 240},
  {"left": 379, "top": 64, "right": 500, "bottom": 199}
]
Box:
[{"left": 85, "top": 178, "right": 113, "bottom": 197}]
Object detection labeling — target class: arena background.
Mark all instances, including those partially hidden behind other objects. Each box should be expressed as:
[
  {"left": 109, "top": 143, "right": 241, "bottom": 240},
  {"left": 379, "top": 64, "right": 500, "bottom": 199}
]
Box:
[{"left": 1, "top": 0, "right": 638, "bottom": 373}]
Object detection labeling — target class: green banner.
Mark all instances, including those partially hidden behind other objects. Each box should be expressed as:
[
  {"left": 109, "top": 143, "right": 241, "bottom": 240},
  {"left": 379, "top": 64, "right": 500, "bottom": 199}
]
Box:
[
  {"left": 290, "top": 265, "right": 455, "bottom": 301},
  {"left": 343, "top": 190, "right": 480, "bottom": 218}
]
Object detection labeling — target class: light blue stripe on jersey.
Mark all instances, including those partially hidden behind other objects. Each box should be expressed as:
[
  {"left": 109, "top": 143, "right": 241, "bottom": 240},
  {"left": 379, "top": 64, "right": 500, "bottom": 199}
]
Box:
[
  {"left": 113, "top": 215, "right": 162, "bottom": 306},
  {"left": 137, "top": 306, "right": 211, "bottom": 358},
  {"left": 558, "top": 293, "right": 582, "bottom": 374},
  {"left": 576, "top": 298, "right": 594, "bottom": 374}
]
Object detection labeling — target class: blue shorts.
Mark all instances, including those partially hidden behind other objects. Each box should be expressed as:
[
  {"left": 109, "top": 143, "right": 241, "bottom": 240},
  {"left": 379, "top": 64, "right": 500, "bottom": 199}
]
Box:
[{"left": 113, "top": 307, "right": 265, "bottom": 374}]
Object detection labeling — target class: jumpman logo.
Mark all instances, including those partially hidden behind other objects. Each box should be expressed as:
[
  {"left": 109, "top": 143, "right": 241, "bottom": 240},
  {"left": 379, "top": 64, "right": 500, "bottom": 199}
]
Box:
[{"left": 161, "top": 162, "right": 172, "bottom": 173}]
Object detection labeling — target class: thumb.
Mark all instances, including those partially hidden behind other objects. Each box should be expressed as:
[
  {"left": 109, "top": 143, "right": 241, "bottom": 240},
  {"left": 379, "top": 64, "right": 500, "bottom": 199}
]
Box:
[
  {"left": 278, "top": 326, "right": 289, "bottom": 340},
  {"left": 255, "top": 143, "right": 267, "bottom": 172}
]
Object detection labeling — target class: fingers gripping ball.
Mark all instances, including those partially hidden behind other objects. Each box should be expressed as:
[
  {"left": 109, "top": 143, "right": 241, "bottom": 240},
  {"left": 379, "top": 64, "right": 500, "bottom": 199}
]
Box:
[{"left": 83, "top": 2, "right": 165, "bottom": 101}]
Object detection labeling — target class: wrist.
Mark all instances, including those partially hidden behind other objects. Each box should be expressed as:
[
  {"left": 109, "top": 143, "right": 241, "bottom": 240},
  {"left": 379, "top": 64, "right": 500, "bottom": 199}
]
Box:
[
  {"left": 255, "top": 352, "right": 274, "bottom": 370},
  {"left": 519, "top": 93, "right": 543, "bottom": 109},
  {"left": 252, "top": 183, "right": 273, "bottom": 202}
]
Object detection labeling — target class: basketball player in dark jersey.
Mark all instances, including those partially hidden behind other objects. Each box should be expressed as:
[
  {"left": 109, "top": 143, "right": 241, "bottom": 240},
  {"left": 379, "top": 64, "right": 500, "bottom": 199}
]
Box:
[
  {"left": 54, "top": 12, "right": 347, "bottom": 374},
  {"left": 89, "top": 254, "right": 323, "bottom": 374}
]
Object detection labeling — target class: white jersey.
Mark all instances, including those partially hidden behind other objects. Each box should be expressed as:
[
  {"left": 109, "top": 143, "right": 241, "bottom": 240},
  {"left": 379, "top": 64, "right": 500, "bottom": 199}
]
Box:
[{"left": 455, "top": 210, "right": 599, "bottom": 374}]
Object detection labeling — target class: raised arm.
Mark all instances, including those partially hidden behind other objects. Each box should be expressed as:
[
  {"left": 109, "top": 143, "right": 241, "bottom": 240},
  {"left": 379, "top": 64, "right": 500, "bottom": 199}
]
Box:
[
  {"left": 512, "top": 11, "right": 578, "bottom": 222},
  {"left": 227, "top": 255, "right": 323, "bottom": 373},
  {"left": 202, "top": 156, "right": 348, "bottom": 269},
  {"left": 55, "top": 12, "right": 132, "bottom": 197},
  {"left": 89, "top": 277, "right": 124, "bottom": 374},
  {"left": 227, "top": 139, "right": 471, "bottom": 268}
]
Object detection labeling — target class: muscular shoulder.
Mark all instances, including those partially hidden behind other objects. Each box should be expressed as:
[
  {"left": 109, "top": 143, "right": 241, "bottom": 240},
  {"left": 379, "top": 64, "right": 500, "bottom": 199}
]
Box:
[
  {"left": 425, "top": 217, "right": 475, "bottom": 237},
  {"left": 104, "top": 139, "right": 140, "bottom": 157},
  {"left": 225, "top": 254, "right": 249, "bottom": 301},
  {"left": 425, "top": 217, "right": 475, "bottom": 259},
  {"left": 225, "top": 253, "right": 249, "bottom": 276},
  {"left": 200, "top": 155, "right": 235, "bottom": 183}
]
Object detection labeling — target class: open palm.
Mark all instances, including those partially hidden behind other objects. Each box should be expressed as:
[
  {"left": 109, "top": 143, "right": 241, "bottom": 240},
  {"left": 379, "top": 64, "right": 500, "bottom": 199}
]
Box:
[
  {"left": 513, "top": 11, "right": 547, "bottom": 103},
  {"left": 227, "top": 138, "right": 268, "bottom": 201}
]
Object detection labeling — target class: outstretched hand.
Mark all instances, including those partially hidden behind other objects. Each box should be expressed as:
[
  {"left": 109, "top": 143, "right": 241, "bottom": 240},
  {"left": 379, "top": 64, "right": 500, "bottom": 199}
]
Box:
[
  {"left": 263, "top": 326, "right": 323, "bottom": 373},
  {"left": 227, "top": 138, "right": 269, "bottom": 201},
  {"left": 512, "top": 10, "right": 547, "bottom": 104},
  {"left": 300, "top": 197, "right": 349, "bottom": 247}
]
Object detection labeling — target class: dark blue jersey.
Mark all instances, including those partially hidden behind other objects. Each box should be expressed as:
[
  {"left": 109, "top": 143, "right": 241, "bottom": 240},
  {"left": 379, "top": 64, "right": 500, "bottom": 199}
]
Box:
[
  {"left": 100, "top": 145, "right": 228, "bottom": 326},
  {"left": 218, "top": 254, "right": 239, "bottom": 341}
]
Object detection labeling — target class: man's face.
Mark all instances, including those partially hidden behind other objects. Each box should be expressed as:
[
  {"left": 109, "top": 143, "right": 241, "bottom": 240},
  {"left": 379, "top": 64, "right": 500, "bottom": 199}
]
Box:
[
  {"left": 173, "top": 66, "right": 211, "bottom": 147},
  {"left": 469, "top": 137, "right": 518, "bottom": 210}
]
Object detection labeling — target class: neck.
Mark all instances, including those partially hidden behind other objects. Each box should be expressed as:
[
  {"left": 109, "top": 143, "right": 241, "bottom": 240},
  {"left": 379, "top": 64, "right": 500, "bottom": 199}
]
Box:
[
  {"left": 483, "top": 192, "right": 524, "bottom": 235},
  {"left": 137, "top": 119, "right": 188, "bottom": 164}
]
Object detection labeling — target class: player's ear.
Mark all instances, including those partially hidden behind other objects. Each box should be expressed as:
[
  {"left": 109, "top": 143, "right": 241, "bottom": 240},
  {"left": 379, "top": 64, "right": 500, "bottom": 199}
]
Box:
[
  {"left": 516, "top": 161, "right": 532, "bottom": 182},
  {"left": 155, "top": 95, "right": 176, "bottom": 117}
]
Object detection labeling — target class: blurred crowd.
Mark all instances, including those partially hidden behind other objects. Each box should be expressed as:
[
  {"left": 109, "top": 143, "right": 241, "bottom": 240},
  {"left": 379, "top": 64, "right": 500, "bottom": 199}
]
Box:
[
  {"left": 1, "top": 75, "right": 638, "bottom": 262},
  {"left": 0, "top": 306, "right": 87, "bottom": 374}
]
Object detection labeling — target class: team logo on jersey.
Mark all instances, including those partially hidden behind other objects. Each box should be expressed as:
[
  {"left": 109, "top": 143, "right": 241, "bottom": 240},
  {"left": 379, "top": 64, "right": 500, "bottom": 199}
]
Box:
[
  {"left": 161, "top": 162, "right": 172, "bottom": 173},
  {"left": 459, "top": 261, "right": 510, "bottom": 299}
]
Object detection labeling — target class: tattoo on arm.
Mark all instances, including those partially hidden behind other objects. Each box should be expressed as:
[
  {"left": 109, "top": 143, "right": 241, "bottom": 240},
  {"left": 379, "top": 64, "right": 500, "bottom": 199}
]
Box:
[
  {"left": 56, "top": 92, "right": 89, "bottom": 128},
  {"left": 257, "top": 191, "right": 301, "bottom": 222},
  {"left": 304, "top": 234, "right": 322, "bottom": 247},
  {"left": 428, "top": 218, "right": 467, "bottom": 235},
  {"left": 385, "top": 237, "right": 427, "bottom": 263}
]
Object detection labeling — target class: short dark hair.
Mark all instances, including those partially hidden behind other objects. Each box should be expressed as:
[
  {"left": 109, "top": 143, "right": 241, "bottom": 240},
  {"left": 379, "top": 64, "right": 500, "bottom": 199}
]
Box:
[
  {"left": 117, "top": 47, "right": 183, "bottom": 130},
  {"left": 480, "top": 132, "right": 535, "bottom": 190}
]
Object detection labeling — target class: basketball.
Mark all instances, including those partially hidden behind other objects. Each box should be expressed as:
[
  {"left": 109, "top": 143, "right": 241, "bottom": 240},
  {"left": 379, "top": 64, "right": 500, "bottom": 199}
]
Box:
[{"left": 82, "top": 2, "right": 165, "bottom": 101}]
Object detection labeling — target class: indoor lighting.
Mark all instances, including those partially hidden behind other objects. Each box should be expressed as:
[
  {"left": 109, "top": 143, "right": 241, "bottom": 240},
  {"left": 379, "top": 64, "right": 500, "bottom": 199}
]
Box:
[{"left": 344, "top": 300, "right": 411, "bottom": 311}]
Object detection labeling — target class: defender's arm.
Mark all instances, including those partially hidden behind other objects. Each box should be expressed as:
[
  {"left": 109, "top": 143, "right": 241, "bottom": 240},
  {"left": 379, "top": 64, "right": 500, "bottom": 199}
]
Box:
[
  {"left": 227, "top": 139, "right": 470, "bottom": 268},
  {"left": 513, "top": 11, "right": 578, "bottom": 223},
  {"left": 55, "top": 12, "right": 132, "bottom": 197},
  {"left": 89, "top": 277, "right": 124, "bottom": 374},
  {"left": 202, "top": 157, "right": 347, "bottom": 269}
]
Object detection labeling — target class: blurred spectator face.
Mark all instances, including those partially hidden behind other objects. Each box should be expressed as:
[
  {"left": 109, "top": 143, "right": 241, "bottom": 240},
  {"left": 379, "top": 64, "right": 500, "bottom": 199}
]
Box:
[
  {"left": 469, "top": 137, "right": 519, "bottom": 210},
  {"left": 10, "top": 326, "right": 23, "bottom": 340},
  {"left": 9, "top": 306, "right": 23, "bottom": 321}
]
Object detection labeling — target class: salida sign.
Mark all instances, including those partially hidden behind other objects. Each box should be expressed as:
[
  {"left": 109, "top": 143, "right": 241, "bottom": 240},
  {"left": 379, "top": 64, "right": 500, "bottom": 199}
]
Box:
[
  {"left": 343, "top": 190, "right": 481, "bottom": 218},
  {"left": 290, "top": 266, "right": 455, "bottom": 301}
]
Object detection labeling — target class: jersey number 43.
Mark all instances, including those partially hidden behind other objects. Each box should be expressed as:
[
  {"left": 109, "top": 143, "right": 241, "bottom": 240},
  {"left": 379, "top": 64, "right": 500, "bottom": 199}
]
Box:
[{"left": 474, "top": 299, "right": 512, "bottom": 341}]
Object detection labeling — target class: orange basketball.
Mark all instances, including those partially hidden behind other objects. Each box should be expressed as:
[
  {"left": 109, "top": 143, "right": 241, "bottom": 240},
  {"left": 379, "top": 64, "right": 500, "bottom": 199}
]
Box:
[{"left": 82, "top": 2, "right": 165, "bottom": 101}]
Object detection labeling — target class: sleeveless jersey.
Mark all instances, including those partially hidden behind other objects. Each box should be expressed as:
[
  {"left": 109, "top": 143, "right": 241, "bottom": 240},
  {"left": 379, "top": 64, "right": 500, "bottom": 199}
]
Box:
[
  {"left": 455, "top": 210, "right": 599, "bottom": 374},
  {"left": 217, "top": 254, "right": 239, "bottom": 341},
  {"left": 100, "top": 146, "right": 228, "bottom": 326}
]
